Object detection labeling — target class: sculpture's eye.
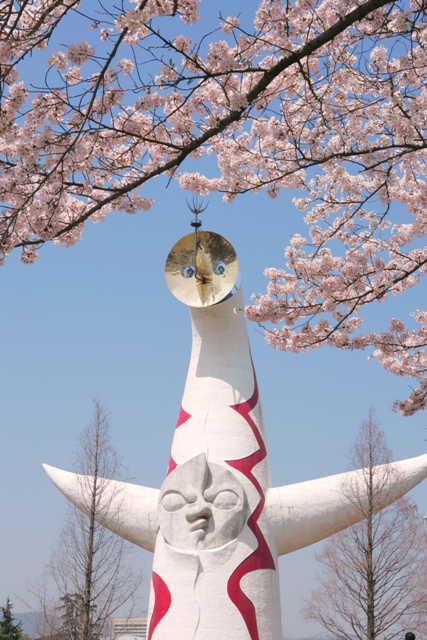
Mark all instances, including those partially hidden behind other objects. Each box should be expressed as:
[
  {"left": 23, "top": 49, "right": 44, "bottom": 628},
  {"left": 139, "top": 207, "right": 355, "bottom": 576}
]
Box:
[
  {"left": 181, "top": 265, "right": 195, "bottom": 278},
  {"left": 162, "top": 491, "right": 186, "bottom": 512},
  {"left": 214, "top": 261, "right": 226, "bottom": 276},
  {"left": 211, "top": 490, "right": 239, "bottom": 510}
]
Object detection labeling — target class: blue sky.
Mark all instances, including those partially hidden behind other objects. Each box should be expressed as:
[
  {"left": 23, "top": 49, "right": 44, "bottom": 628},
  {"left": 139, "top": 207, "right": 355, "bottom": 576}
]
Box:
[{"left": 1, "top": 1, "right": 427, "bottom": 636}]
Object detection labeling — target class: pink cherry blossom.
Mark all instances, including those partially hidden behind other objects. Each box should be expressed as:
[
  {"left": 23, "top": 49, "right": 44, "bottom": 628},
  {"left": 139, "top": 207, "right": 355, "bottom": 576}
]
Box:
[
  {"left": 66, "top": 42, "right": 95, "bottom": 67},
  {"left": 117, "top": 58, "right": 134, "bottom": 76},
  {"left": 48, "top": 52, "right": 67, "bottom": 70}
]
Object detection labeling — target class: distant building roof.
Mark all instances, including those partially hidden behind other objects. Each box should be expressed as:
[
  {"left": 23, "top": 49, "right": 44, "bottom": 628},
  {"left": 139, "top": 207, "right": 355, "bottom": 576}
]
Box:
[{"left": 109, "top": 618, "right": 147, "bottom": 640}]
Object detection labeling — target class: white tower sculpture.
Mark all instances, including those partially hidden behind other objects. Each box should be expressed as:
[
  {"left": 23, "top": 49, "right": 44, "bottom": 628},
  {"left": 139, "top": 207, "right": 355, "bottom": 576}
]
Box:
[{"left": 44, "top": 228, "right": 427, "bottom": 640}]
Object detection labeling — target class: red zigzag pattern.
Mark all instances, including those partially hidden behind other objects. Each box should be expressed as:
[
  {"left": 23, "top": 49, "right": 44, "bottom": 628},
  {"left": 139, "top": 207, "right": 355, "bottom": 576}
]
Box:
[
  {"left": 166, "top": 406, "right": 191, "bottom": 475},
  {"left": 226, "top": 363, "right": 276, "bottom": 640},
  {"left": 151, "top": 373, "right": 275, "bottom": 640}
]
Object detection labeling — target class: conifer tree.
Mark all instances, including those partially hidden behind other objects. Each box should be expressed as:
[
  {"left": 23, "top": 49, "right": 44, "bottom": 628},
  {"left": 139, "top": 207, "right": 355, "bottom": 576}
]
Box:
[
  {"left": 0, "top": 598, "right": 23, "bottom": 640},
  {"left": 56, "top": 594, "right": 98, "bottom": 640}
]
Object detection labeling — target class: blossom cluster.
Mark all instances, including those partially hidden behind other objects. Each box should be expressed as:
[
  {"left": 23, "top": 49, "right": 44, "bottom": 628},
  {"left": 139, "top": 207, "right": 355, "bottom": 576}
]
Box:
[{"left": 0, "top": 0, "right": 79, "bottom": 85}]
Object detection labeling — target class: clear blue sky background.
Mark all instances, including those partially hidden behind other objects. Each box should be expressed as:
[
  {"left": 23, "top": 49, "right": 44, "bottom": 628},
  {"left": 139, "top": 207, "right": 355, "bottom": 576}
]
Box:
[{"left": 1, "top": 2, "right": 426, "bottom": 637}]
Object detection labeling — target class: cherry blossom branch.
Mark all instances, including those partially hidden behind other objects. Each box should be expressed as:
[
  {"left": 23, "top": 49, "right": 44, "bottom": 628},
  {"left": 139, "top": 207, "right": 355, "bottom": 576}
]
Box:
[{"left": 1, "top": 0, "right": 395, "bottom": 256}]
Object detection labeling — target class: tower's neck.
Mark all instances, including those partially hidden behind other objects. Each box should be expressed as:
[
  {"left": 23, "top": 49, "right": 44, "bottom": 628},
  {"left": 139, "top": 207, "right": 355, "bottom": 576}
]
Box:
[
  {"left": 168, "top": 287, "right": 271, "bottom": 493},
  {"left": 184, "top": 286, "right": 255, "bottom": 411}
]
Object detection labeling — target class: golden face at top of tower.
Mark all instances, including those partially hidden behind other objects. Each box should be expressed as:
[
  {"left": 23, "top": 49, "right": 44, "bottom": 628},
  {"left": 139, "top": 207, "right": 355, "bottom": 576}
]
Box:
[{"left": 165, "top": 231, "right": 239, "bottom": 307}]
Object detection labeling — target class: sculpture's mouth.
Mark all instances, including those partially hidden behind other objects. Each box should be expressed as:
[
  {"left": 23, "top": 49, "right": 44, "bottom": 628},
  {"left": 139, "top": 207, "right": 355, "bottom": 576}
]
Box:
[{"left": 190, "top": 518, "right": 209, "bottom": 533}]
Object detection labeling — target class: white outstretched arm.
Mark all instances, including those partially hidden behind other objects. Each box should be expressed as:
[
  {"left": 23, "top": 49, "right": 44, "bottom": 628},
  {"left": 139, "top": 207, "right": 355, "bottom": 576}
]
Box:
[
  {"left": 43, "top": 464, "right": 159, "bottom": 552},
  {"left": 266, "top": 453, "right": 427, "bottom": 556}
]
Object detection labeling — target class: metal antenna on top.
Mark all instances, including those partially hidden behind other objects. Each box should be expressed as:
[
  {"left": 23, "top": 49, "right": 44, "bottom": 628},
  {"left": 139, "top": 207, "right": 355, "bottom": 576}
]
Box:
[{"left": 187, "top": 197, "right": 208, "bottom": 230}]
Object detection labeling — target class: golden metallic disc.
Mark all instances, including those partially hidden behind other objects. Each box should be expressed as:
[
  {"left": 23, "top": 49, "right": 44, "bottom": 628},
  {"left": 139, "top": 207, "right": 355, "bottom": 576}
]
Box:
[{"left": 165, "top": 231, "right": 239, "bottom": 307}]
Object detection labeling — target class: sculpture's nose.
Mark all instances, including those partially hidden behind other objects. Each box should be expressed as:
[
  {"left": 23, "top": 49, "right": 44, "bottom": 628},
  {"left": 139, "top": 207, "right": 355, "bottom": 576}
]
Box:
[
  {"left": 185, "top": 497, "right": 212, "bottom": 525},
  {"left": 195, "top": 245, "right": 213, "bottom": 305}
]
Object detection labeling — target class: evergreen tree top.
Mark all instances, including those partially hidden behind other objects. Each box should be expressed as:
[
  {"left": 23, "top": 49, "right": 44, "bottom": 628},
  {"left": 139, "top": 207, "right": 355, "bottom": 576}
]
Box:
[{"left": 0, "top": 598, "right": 23, "bottom": 640}]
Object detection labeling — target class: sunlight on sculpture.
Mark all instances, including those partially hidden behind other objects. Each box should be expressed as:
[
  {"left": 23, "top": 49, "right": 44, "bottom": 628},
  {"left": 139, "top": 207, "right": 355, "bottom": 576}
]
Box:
[{"left": 43, "top": 229, "right": 427, "bottom": 640}]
